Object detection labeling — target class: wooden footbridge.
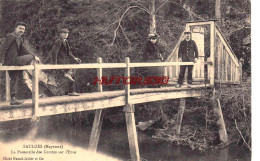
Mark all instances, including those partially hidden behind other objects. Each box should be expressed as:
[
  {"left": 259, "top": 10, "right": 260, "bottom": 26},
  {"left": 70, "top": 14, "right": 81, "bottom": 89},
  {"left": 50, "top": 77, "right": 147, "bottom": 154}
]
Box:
[{"left": 0, "top": 21, "right": 242, "bottom": 161}]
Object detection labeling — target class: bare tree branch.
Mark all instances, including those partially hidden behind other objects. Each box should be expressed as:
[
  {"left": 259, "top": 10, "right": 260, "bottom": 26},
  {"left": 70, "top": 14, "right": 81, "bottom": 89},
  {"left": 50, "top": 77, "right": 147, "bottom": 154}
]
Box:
[
  {"left": 156, "top": 0, "right": 169, "bottom": 13},
  {"left": 95, "top": 20, "right": 120, "bottom": 36},
  {"left": 109, "top": 5, "right": 150, "bottom": 46},
  {"left": 225, "top": 26, "right": 251, "bottom": 37},
  {"left": 234, "top": 119, "right": 251, "bottom": 151},
  {"left": 131, "top": 0, "right": 150, "bottom": 13},
  {"left": 156, "top": 0, "right": 206, "bottom": 21},
  {"left": 120, "top": 25, "right": 131, "bottom": 46}
]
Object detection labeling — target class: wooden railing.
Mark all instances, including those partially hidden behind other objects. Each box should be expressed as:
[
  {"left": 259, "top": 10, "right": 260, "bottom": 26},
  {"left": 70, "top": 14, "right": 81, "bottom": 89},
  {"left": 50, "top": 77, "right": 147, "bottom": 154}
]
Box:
[
  {"left": 0, "top": 58, "right": 211, "bottom": 117},
  {"left": 214, "top": 26, "right": 242, "bottom": 83}
]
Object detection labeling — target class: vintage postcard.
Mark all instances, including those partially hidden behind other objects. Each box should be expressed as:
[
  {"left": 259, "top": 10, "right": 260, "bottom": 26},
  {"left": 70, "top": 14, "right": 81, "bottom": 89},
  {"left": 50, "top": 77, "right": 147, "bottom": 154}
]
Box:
[{"left": 0, "top": 0, "right": 252, "bottom": 160}]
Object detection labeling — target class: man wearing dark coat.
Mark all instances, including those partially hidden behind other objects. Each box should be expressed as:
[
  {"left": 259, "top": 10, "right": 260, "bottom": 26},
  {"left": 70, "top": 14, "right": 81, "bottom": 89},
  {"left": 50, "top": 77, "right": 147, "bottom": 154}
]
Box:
[
  {"left": 0, "top": 22, "right": 40, "bottom": 105},
  {"left": 176, "top": 31, "right": 198, "bottom": 88},
  {"left": 51, "top": 28, "right": 81, "bottom": 96}
]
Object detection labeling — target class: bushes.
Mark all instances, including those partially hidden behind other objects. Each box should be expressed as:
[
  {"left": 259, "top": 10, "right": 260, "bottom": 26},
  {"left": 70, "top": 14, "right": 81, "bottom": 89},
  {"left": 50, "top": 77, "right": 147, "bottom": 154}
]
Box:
[
  {"left": 152, "top": 81, "right": 251, "bottom": 151},
  {"left": 216, "top": 82, "right": 251, "bottom": 150}
]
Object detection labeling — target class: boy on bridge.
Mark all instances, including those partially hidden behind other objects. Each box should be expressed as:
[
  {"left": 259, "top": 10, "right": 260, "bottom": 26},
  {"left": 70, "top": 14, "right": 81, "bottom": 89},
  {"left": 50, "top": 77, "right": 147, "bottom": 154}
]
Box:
[{"left": 50, "top": 28, "right": 81, "bottom": 96}]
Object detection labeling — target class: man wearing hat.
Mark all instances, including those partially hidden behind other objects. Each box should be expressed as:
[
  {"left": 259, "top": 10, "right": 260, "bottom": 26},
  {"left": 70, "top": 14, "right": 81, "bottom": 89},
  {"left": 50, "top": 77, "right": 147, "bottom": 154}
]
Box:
[
  {"left": 0, "top": 22, "right": 40, "bottom": 105},
  {"left": 51, "top": 28, "right": 81, "bottom": 96},
  {"left": 176, "top": 31, "right": 198, "bottom": 88}
]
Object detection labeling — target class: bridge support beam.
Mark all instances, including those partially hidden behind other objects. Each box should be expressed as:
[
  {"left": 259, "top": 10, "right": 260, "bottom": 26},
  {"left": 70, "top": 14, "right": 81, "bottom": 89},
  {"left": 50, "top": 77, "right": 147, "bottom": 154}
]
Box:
[
  {"left": 124, "top": 104, "right": 140, "bottom": 161},
  {"left": 175, "top": 98, "right": 186, "bottom": 135},
  {"left": 89, "top": 57, "right": 104, "bottom": 152},
  {"left": 89, "top": 109, "right": 104, "bottom": 151},
  {"left": 215, "top": 99, "right": 228, "bottom": 143},
  {"left": 212, "top": 88, "right": 228, "bottom": 143}
]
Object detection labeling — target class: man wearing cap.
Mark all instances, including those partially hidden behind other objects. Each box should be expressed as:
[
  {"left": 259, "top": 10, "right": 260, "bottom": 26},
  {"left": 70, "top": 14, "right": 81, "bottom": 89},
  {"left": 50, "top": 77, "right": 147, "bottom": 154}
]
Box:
[
  {"left": 51, "top": 28, "right": 81, "bottom": 96},
  {"left": 0, "top": 22, "right": 40, "bottom": 105},
  {"left": 176, "top": 31, "right": 198, "bottom": 88}
]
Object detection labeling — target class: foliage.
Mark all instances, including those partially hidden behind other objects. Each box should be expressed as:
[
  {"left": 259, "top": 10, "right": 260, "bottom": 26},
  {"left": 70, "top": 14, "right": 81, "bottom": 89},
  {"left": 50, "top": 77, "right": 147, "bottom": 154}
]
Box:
[
  {"left": 216, "top": 81, "right": 251, "bottom": 150},
  {"left": 153, "top": 81, "right": 251, "bottom": 151}
]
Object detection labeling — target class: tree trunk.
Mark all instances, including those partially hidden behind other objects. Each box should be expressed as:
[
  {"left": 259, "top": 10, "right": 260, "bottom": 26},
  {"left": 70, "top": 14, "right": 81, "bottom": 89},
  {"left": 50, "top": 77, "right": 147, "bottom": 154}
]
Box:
[
  {"left": 149, "top": 0, "right": 156, "bottom": 34},
  {"left": 0, "top": 0, "right": 3, "bottom": 34},
  {"left": 215, "top": 0, "right": 221, "bottom": 24}
]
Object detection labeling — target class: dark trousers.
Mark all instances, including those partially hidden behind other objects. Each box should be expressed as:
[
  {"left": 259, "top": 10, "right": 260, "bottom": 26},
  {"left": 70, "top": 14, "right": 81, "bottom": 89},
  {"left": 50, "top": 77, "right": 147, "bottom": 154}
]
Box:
[
  {"left": 177, "top": 65, "right": 193, "bottom": 85},
  {"left": 68, "top": 81, "right": 76, "bottom": 93},
  {"left": 64, "top": 69, "right": 77, "bottom": 93},
  {"left": 8, "top": 55, "right": 34, "bottom": 96}
]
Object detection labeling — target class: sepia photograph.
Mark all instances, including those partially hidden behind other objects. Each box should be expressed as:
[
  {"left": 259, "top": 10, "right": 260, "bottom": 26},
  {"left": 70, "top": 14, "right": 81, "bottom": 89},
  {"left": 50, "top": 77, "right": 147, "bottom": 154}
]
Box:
[{"left": 0, "top": 0, "right": 252, "bottom": 160}]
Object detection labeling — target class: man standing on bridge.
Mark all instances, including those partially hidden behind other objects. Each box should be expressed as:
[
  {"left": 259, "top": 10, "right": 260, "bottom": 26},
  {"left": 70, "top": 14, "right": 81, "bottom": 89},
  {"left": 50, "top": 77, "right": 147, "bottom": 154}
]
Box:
[
  {"left": 51, "top": 28, "right": 81, "bottom": 96},
  {"left": 0, "top": 22, "right": 40, "bottom": 105},
  {"left": 176, "top": 31, "right": 198, "bottom": 88}
]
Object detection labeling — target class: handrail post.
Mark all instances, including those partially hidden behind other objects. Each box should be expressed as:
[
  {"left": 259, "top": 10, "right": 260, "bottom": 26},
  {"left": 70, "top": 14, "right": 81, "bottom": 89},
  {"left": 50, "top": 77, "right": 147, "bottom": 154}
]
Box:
[
  {"left": 124, "top": 57, "right": 140, "bottom": 161},
  {"left": 89, "top": 57, "right": 104, "bottom": 152},
  {"left": 97, "top": 57, "right": 103, "bottom": 92},
  {"left": 125, "top": 57, "right": 130, "bottom": 103},
  {"left": 32, "top": 63, "right": 39, "bottom": 121},
  {"left": 5, "top": 71, "right": 11, "bottom": 102},
  {"left": 209, "top": 21, "right": 215, "bottom": 86},
  {"left": 239, "top": 62, "right": 243, "bottom": 83}
]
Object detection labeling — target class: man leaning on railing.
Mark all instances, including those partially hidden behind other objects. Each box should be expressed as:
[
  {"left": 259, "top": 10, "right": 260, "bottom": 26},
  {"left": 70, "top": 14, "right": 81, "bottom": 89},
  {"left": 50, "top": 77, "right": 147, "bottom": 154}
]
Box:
[{"left": 0, "top": 22, "right": 40, "bottom": 105}]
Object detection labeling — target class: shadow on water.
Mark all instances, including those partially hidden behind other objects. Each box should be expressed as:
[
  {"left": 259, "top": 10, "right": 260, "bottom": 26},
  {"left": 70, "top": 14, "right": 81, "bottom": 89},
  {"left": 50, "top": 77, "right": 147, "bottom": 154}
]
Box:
[{"left": 0, "top": 117, "right": 251, "bottom": 161}]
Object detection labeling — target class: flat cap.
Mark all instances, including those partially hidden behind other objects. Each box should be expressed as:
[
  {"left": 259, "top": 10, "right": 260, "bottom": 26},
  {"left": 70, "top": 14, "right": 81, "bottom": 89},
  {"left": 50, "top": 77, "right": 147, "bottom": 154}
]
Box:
[
  {"left": 60, "top": 28, "right": 69, "bottom": 33},
  {"left": 184, "top": 31, "right": 191, "bottom": 34},
  {"left": 15, "top": 22, "right": 27, "bottom": 27}
]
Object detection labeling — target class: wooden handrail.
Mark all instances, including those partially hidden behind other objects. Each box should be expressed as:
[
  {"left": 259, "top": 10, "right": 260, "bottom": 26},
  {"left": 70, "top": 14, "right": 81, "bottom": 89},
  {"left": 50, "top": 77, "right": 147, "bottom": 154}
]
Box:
[
  {"left": 1, "top": 59, "right": 211, "bottom": 109},
  {"left": 0, "top": 65, "right": 34, "bottom": 71},
  {"left": 0, "top": 62, "right": 211, "bottom": 71},
  {"left": 215, "top": 27, "right": 240, "bottom": 67},
  {"left": 1, "top": 60, "right": 210, "bottom": 104}
]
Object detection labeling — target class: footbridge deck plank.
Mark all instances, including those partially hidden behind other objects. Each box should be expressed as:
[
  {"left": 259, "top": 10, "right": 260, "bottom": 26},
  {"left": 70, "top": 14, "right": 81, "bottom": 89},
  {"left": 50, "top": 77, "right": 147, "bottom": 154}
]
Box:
[{"left": 0, "top": 85, "right": 210, "bottom": 122}]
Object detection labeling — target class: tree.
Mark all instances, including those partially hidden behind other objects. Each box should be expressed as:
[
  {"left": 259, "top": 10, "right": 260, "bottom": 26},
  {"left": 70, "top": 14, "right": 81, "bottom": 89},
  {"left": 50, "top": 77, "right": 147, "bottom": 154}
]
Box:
[
  {"left": 149, "top": 0, "right": 156, "bottom": 34},
  {"left": 215, "top": 0, "right": 221, "bottom": 23}
]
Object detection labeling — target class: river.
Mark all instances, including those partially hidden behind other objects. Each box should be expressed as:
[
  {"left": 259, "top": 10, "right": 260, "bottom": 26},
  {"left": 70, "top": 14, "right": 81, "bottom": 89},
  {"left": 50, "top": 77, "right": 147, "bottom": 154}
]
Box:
[{"left": 0, "top": 117, "right": 251, "bottom": 161}]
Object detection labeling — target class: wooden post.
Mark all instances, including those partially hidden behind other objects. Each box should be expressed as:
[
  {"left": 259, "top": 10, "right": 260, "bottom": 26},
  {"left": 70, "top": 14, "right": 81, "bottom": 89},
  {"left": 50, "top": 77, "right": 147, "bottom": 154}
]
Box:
[
  {"left": 230, "top": 61, "right": 233, "bottom": 82},
  {"left": 216, "top": 99, "right": 228, "bottom": 143},
  {"left": 125, "top": 58, "right": 130, "bottom": 104},
  {"left": 89, "top": 57, "right": 104, "bottom": 152},
  {"left": 239, "top": 62, "right": 243, "bottom": 82},
  {"left": 217, "top": 38, "right": 222, "bottom": 81},
  {"left": 209, "top": 21, "right": 215, "bottom": 86},
  {"left": 175, "top": 98, "right": 186, "bottom": 135},
  {"left": 124, "top": 57, "right": 140, "bottom": 161},
  {"left": 32, "top": 63, "right": 40, "bottom": 121},
  {"left": 212, "top": 88, "right": 228, "bottom": 143},
  {"left": 5, "top": 71, "right": 10, "bottom": 102},
  {"left": 225, "top": 53, "right": 228, "bottom": 81}
]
